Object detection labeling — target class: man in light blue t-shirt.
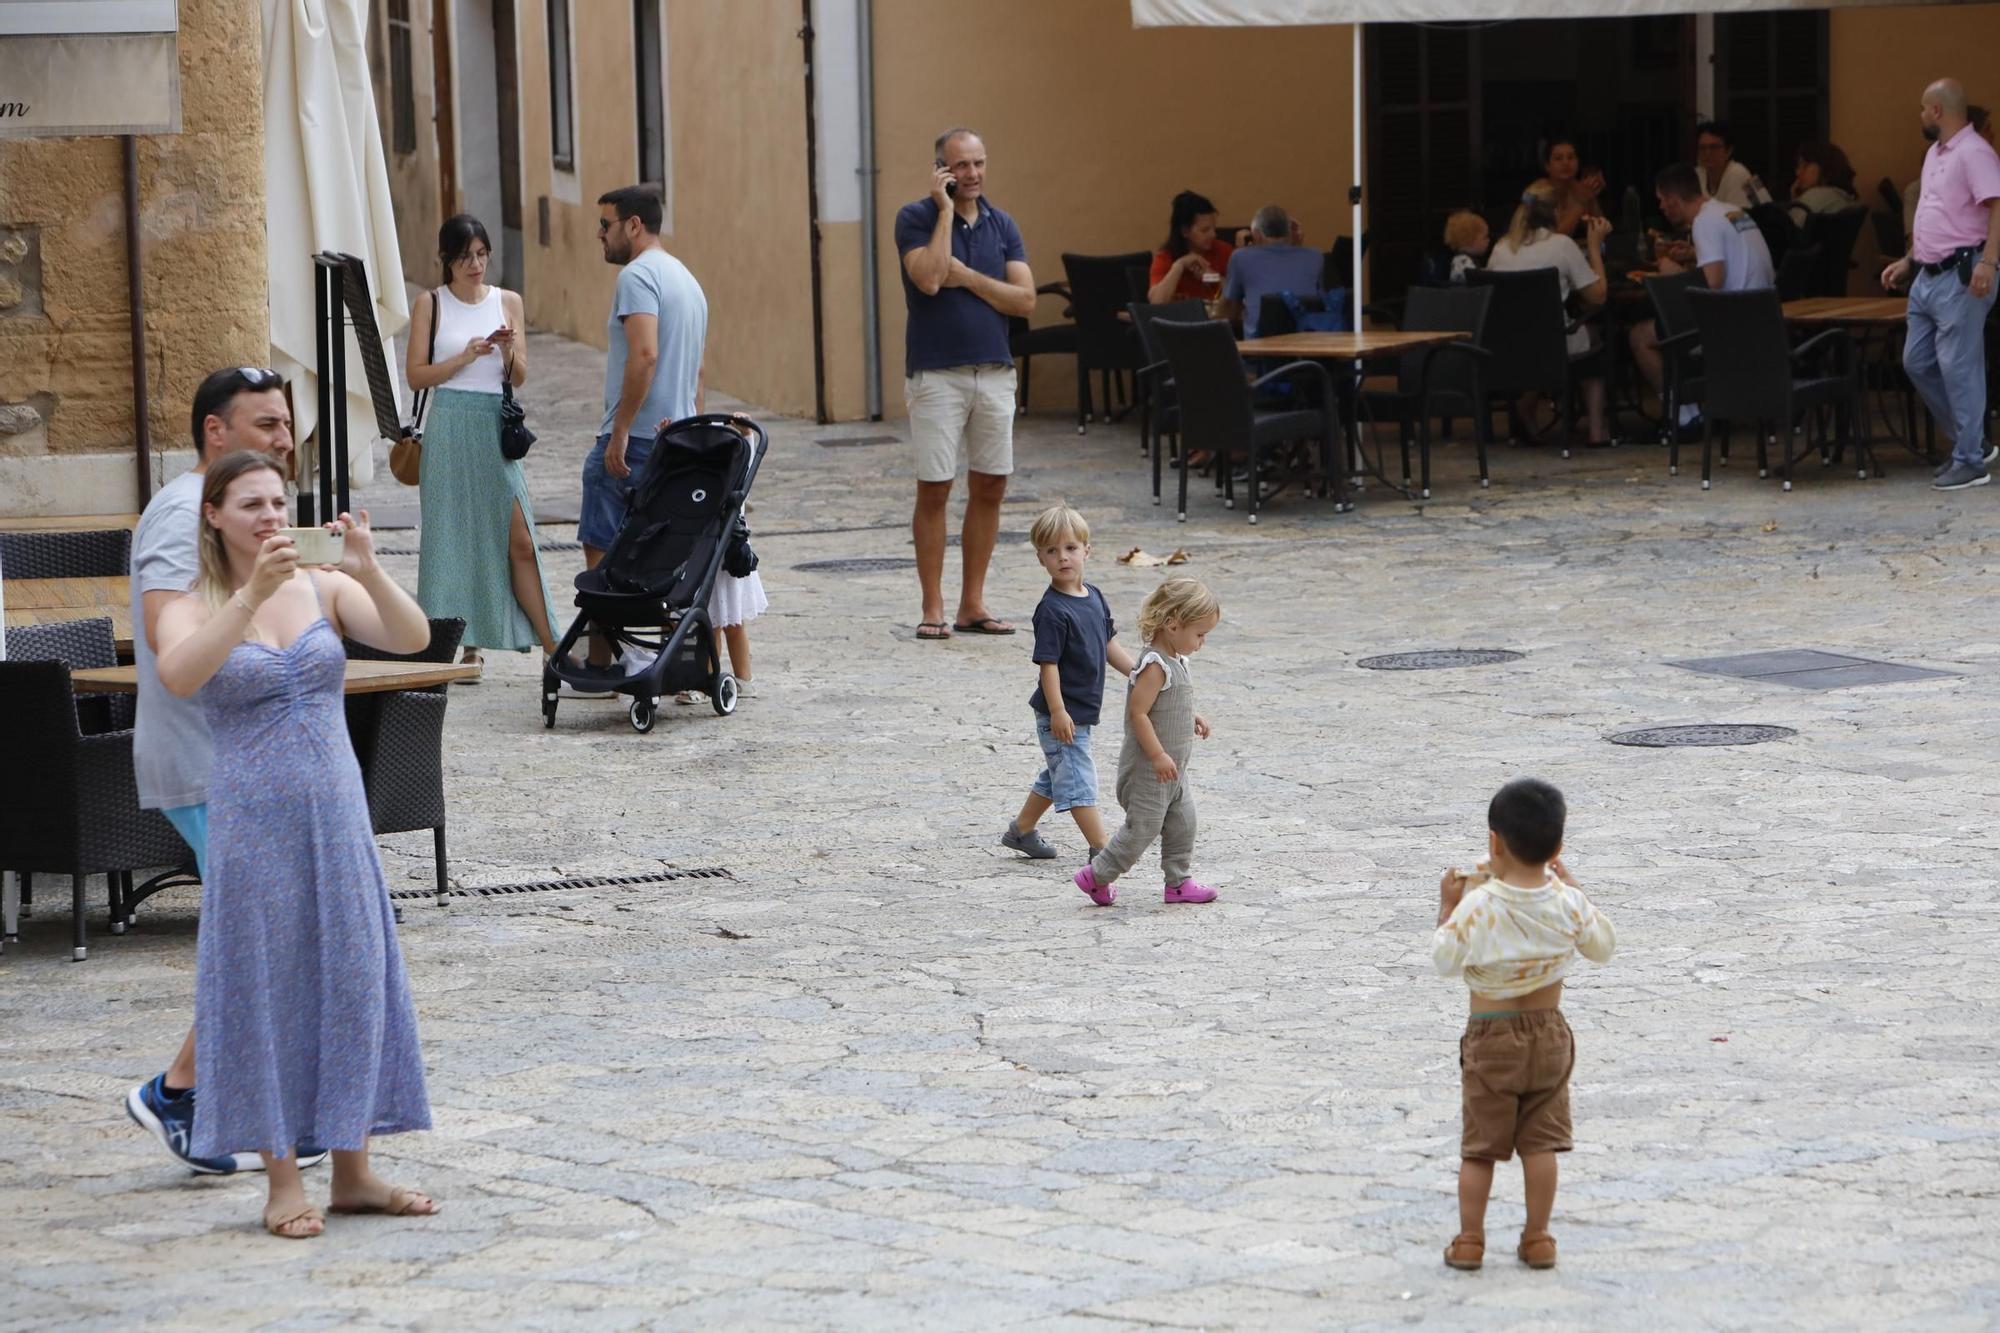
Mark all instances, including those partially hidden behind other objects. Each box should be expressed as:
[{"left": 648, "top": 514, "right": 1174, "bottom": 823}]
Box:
[
  {"left": 582, "top": 186, "right": 709, "bottom": 611},
  {"left": 1222, "top": 205, "right": 1325, "bottom": 338}
]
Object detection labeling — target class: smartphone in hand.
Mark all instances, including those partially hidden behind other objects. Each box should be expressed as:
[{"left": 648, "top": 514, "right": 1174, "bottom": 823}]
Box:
[{"left": 277, "top": 527, "right": 344, "bottom": 565}]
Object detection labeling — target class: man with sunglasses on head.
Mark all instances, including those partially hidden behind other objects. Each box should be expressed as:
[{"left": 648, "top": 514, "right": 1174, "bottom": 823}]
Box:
[
  {"left": 121, "top": 366, "right": 328, "bottom": 1175},
  {"left": 584, "top": 185, "right": 708, "bottom": 667}
]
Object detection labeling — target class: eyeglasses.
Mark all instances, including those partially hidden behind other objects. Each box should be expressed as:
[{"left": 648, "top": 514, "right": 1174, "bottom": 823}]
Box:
[
  {"left": 597, "top": 218, "right": 615, "bottom": 234},
  {"left": 232, "top": 366, "right": 283, "bottom": 389}
]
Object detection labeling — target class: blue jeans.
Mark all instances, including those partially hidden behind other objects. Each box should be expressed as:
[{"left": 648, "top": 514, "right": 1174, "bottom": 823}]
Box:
[
  {"left": 1029, "top": 715, "right": 1098, "bottom": 812},
  {"left": 161, "top": 802, "right": 209, "bottom": 879},
  {"left": 1904, "top": 266, "right": 1998, "bottom": 467},
  {"left": 579, "top": 433, "right": 655, "bottom": 549}
]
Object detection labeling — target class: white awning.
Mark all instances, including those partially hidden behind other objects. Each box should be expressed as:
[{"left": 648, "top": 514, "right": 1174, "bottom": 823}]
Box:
[{"left": 1135, "top": 0, "right": 1957, "bottom": 22}]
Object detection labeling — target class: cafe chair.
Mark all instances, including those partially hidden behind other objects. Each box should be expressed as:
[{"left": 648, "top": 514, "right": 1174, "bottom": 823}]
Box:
[
  {"left": 0, "top": 660, "right": 188, "bottom": 960},
  {"left": 1685, "top": 288, "right": 1867, "bottom": 492},
  {"left": 342, "top": 617, "right": 463, "bottom": 907},
  {"left": 1643, "top": 270, "right": 1711, "bottom": 473},
  {"left": 1803, "top": 205, "right": 1868, "bottom": 298},
  {"left": 1153, "top": 317, "right": 1347, "bottom": 525},
  {"left": 1128, "top": 299, "right": 1207, "bottom": 506},
  {"left": 1061, "top": 252, "right": 1150, "bottom": 434},
  {"left": 1359, "top": 285, "right": 1493, "bottom": 497},
  {"left": 4, "top": 616, "right": 133, "bottom": 732},
  {"left": 1466, "top": 268, "right": 1603, "bottom": 458},
  {"left": 1747, "top": 202, "right": 1798, "bottom": 267},
  {"left": 1008, "top": 281, "right": 1078, "bottom": 415},
  {"left": 0, "top": 528, "right": 132, "bottom": 579}
]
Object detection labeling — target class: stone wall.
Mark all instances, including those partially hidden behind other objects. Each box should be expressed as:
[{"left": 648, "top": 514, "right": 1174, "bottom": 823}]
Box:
[{"left": 0, "top": 0, "right": 269, "bottom": 517}]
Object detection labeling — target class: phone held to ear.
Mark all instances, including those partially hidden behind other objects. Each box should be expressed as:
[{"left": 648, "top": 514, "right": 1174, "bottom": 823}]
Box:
[
  {"left": 936, "top": 160, "right": 957, "bottom": 198},
  {"left": 276, "top": 527, "right": 345, "bottom": 565}
]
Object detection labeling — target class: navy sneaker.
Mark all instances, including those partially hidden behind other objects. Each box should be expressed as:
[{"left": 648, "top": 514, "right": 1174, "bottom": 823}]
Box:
[
  {"left": 125, "top": 1075, "right": 240, "bottom": 1175},
  {"left": 236, "top": 1141, "right": 330, "bottom": 1172}
]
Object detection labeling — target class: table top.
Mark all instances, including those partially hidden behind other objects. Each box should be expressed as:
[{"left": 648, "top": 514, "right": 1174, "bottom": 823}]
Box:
[
  {"left": 70, "top": 659, "right": 481, "bottom": 696},
  {"left": 1236, "top": 330, "right": 1470, "bottom": 359},
  {"left": 1781, "top": 297, "right": 1909, "bottom": 325},
  {"left": 3, "top": 576, "right": 133, "bottom": 653},
  {"left": 0, "top": 512, "right": 139, "bottom": 533}
]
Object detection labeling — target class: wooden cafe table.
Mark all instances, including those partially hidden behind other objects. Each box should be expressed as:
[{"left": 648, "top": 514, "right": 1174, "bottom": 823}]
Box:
[
  {"left": 69, "top": 659, "right": 481, "bottom": 696},
  {"left": 1781, "top": 296, "right": 1918, "bottom": 464},
  {"left": 3, "top": 575, "right": 134, "bottom": 655}
]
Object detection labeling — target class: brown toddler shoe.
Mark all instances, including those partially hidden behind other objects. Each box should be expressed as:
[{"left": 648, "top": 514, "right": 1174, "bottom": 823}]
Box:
[
  {"left": 1443, "top": 1232, "right": 1485, "bottom": 1270},
  {"left": 1517, "top": 1230, "right": 1558, "bottom": 1269}
]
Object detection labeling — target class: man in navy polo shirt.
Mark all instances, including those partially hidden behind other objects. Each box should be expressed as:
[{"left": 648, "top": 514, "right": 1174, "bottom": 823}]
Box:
[{"left": 896, "top": 127, "right": 1038, "bottom": 642}]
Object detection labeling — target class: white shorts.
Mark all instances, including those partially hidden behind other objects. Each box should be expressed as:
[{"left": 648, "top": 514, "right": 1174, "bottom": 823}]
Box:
[{"left": 906, "top": 363, "right": 1017, "bottom": 482}]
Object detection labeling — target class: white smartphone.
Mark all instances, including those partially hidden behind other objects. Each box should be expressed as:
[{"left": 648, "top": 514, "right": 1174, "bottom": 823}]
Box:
[{"left": 277, "top": 526, "right": 345, "bottom": 565}]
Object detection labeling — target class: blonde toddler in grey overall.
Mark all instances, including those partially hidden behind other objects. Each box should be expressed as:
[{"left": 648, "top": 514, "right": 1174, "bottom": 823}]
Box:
[{"left": 1074, "top": 578, "right": 1221, "bottom": 907}]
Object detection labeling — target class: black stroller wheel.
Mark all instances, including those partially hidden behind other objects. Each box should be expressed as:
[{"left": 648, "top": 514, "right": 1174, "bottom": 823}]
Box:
[
  {"left": 712, "top": 674, "right": 737, "bottom": 716},
  {"left": 629, "top": 698, "right": 658, "bottom": 733}
]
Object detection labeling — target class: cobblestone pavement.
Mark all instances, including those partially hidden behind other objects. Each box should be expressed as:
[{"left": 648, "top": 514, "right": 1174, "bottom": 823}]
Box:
[{"left": 5, "top": 331, "right": 1998, "bottom": 1330}]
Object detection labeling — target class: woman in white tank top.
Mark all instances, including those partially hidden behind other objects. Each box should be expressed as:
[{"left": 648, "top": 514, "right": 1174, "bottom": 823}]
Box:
[{"left": 405, "top": 215, "right": 557, "bottom": 668}]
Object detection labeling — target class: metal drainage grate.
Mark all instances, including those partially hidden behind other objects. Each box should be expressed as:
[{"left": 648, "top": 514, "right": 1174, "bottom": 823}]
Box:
[
  {"left": 388, "top": 866, "right": 732, "bottom": 902},
  {"left": 815, "top": 433, "right": 902, "bottom": 448},
  {"left": 792, "top": 556, "right": 918, "bottom": 574},
  {"left": 1607, "top": 724, "right": 1796, "bottom": 748},
  {"left": 1357, "top": 649, "right": 1524, "bottom": 671},
  {"left": 375, "top": 540, "right": 583, "bottom": 558}
]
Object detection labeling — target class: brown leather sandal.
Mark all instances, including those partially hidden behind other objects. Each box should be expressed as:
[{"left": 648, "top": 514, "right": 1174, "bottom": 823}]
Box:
[
  {"left": 263, "top": 1202, "right": 325, "bottom": 1239},
  {"left": 1517, "top": 1230, "right": 1558, "bottom": 1269},
  {"left": 1443, "top": 1232, "right": 1485, "bottom": 1270},
  {"left": 329, "top": 1185, "right": 438, "bottom": 1217}
]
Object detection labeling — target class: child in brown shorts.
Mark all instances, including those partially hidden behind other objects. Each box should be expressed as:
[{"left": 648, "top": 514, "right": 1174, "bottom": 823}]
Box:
[{"left": 1433, "top": 777, "right": 1616, "bottom": 1272}]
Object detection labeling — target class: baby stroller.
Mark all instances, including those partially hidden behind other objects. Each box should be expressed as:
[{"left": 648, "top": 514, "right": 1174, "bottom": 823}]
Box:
[{"left": 542, "top": 413, "right": 765, "bottom": 733}]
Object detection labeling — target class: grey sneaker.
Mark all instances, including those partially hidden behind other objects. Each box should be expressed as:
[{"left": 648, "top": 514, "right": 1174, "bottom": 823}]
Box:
[
  {"left": 1932, "top": 461, "right": 1991, "bottom": 491},
  {"left": 1000, "top": 822, "right": 1058, "bottom": 859},
  {"left": 1935, "top": 446, "right": 1999, "bottom": 476}
]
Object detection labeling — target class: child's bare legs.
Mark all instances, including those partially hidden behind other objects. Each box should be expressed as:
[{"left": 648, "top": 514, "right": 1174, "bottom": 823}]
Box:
[
  {"left": 329, "top": 1143, "right": 439, "bottom": 1215},
  {"left": 1015, "top": 792, "right": 1054, "bottom": 833},
  {"left": 721, "top": 623, "right": 752, "bottom": 683},
  {"left": 259, "top": 1152, "right": 322, "bottom": 1237},
  {"left": 1068, "top": 805, "right": 1107, "bottom": 850},
  {"left": 1521, "top": 1151, "right": 1558, "bottom": 1235},
  {"left": 1458, "top": 1156, "right": 1495, "bottom": 1237}
]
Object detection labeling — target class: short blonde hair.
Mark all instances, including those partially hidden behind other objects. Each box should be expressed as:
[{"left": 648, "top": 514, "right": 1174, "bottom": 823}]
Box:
[
  {"left": 1443, "top": 209, "right": 1487, "bottom": 253},
  {"left": 1137, "top": 577, "right": 1220, "bottom": 643},
  {"left": 1029, "top": 504, "right": 1090, "bottom": 550}
]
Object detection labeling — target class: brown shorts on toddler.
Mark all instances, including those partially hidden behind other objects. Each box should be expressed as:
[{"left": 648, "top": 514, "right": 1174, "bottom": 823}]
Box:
[{"left": 1459, "top": 1009, "right": 1576, "bottom": 1161}]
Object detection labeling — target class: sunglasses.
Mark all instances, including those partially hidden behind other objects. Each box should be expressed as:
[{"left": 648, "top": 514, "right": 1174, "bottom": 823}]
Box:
[{"left": 231, "top": 366, "right": 283, "bottom": 389}]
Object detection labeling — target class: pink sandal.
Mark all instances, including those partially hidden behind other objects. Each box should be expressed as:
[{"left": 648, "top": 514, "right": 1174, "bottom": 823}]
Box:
[
  {"left": 1073, "top": 865, "right": 1116, "bottom": 906},
  {"left": 1164, "top": 878, "right": 1217, "bottom": 904}
]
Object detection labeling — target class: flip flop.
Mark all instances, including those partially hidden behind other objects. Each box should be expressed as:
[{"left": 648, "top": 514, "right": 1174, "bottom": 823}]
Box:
[
  {"left": 263, "top": 1202, "right": 325, "bottom": 1239},
  {"left": 329, "top": 1186, "right": 438, "bottom": 1217},
  {"left": 952, "top": 617, "right": 1016, "bottom": 635},
  {"left": 916, "top": 621, "right": 952, "bottom": 641}
]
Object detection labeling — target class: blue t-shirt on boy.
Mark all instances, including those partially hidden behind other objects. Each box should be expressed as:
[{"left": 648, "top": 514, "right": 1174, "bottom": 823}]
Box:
[{"left": 1029, "top": 583, "right": 1116, "bottom": 726}]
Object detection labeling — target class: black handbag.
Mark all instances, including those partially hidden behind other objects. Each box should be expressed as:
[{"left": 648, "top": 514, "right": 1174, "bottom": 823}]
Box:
[
  {"left": 499, "top": 345, "right": 535, "bottom": 460},
  {"left": 723, "top": 515, "right": 759, "bottom": 577}
]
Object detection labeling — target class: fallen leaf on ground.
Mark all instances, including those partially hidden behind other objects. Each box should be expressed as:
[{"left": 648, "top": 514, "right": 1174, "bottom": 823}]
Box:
[
  {"left": 1711, "top": 1035, "right": 1729, "bottom": 1043},
  {"left": 1119, "top": 546, "right": 1192, "bottom": 567},
  {"left": 1761, "top": 521, "right": 1778, "bottom": 533}
]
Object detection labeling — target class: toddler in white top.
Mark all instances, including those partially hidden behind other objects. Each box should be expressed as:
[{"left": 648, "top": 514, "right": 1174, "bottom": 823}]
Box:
[{"left": 1432, "top": 777, "right": 1615, "bottom": 1275}]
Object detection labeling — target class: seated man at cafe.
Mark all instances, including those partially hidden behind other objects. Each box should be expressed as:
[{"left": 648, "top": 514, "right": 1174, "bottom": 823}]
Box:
[
  {"left": 1221, "top": 205, "right": 1324, "bottom": 339},
  {"left": 1630, "top": 161, "right": 1776, "bottom": 431}
]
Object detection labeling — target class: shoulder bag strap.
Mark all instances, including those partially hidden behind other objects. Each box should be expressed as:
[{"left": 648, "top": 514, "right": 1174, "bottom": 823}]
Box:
[{"left": 413, "top": 287, "right": 441, "bottom": 428}]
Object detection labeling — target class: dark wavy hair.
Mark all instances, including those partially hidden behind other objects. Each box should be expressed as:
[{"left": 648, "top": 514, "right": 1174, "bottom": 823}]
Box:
[
  {"left": 1161, "top": 189, "right": 1219, "bottom": 258},
  {"left": 437, "top": 213, "right": 492, "bottom": 283},
  {"left": 1795, "top": 140, "right": 1856, "bottom": 194}
]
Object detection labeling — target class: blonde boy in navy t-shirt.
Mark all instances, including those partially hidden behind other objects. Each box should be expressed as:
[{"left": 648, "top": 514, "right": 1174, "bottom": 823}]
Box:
[{"left": 1000, "top": 506, "right": 1137, "bottom": 861}]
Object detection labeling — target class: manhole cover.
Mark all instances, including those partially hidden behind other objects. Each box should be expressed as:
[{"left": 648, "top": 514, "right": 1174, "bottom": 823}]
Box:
[
  {"left": 1357, "top": 649, "right": 1524, "bottom": 671},
  {"left": 1607, "top": 724, "right": 1796, "bottom": 748},
  {"left": 792, "top": 556, "right": 918, "bottom": 574}
]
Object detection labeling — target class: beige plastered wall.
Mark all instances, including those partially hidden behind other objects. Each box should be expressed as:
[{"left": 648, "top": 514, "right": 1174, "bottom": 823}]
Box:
[
  {"left": 369, "top": 0, "right": 448, "bottom": 299},
  {"left": 514, "top": 0, "right": 818, "bottom": 421},
  {"left": 0, "top": 0, "right": 268, "bottom": 517},
  {"left": 1830, "top": 2, "right": 2000, "bottom": 290},
  {"left": 863, "top": 2, "right": 1357, "bottom": 418}
]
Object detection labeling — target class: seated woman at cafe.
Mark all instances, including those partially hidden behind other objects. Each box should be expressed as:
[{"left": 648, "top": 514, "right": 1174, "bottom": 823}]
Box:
[
  {"left": 1531, "top": 136, "right": 1605, "bottom": 239},
  {"left": 1787, "top": 140, "right": 1858, "bottom": 227},
  {"left": 1485, "top": 183, "right": 1615, "bottom": 449},
  {"left": 1147, "top": 189, "right": 1234, "bottom": 305}
]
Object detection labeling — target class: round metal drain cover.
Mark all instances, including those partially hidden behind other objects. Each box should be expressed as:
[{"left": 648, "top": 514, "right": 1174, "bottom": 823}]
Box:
[
  {"left": 1357, "top": 649, "right": 1524, "bottom": 671},
  {"left": 792, "top": 557, "right": 919, "bottom": 574},
  {"left": 1608, "top": 724, "right": 1797, "bottom": 748}
]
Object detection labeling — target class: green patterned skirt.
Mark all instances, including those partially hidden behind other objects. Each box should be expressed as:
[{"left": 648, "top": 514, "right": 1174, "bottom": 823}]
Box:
[{"left": 417, "top": 388, "right": 552, "bottom": 652}]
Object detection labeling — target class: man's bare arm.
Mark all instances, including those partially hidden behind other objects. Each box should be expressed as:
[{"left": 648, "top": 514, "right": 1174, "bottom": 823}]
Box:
[{"left": 948, "top": 258, "right": 1036, "bottom": 317}]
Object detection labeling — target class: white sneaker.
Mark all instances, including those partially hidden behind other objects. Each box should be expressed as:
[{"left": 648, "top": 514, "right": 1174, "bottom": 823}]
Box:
[{"left": 733, "top": 677, "right": 755, "bottom": 698}]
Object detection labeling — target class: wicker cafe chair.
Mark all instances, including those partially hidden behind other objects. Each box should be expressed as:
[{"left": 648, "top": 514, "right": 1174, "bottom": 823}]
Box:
[
  {"left": 4, "top": 616, "right": 134, "bottom": 732},
  {"left": 1358, "top": 285, "right": 1494, "bottom": 497},
  {"left": 0, "top": 660, "right": 187, "bottom": 960},
  {"left": 1466, "top": 267, "right": 1603, "bottom": 457},
  {"left": 1642, "top": 270, "right": 1710, "bottom": 472},
  {"left": 1009, "top": 282, "right": 1079, "bottom": 414},
  {"left": 1127, "top": 299, "right": 1208, "bottom": 507},
  {"left": 342, "top": 617, "right": 464, "bottom": 907},
  {"left": 1061, "top": 252, "right": 1151, "bottom": 434},
  {"left": 1684, "top": 287, "right": 1866, "bottom": 492},
  {"left": 1153, "top": 316, "right": 1347, "bottom": 525},
  {"left": 0, "top": 528, "right": 132, "bottom": 579}
]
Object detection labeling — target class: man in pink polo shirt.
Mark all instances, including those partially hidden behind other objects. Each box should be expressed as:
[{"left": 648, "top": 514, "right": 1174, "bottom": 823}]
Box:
[{"left": 1882, "top": 77, "right": 2000, "bottom": 491}]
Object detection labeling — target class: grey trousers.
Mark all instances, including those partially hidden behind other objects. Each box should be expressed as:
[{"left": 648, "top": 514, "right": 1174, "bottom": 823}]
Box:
[{"left": 1092, "top": 774, "right": 1197, "bottom": 887}]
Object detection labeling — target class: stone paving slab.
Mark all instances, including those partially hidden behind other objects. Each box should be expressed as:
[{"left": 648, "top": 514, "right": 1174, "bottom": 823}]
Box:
[{"left": 3, "top": 330, "right": 1998, "bottom": 1327}]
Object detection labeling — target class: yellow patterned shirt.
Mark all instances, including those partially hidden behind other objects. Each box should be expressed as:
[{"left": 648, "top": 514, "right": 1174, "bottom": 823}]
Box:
[{"left": 1433, "top": 873, "right": 1616, "bottom": 999}]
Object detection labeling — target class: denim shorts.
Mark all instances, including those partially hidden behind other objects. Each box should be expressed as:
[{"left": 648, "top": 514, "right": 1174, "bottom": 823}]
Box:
[
  {"left": 579, "top": 432, "right": 655, "bottom": 550},
  {"left": 1029, "top": 714, "right": 1098, "bottom": 811}
]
